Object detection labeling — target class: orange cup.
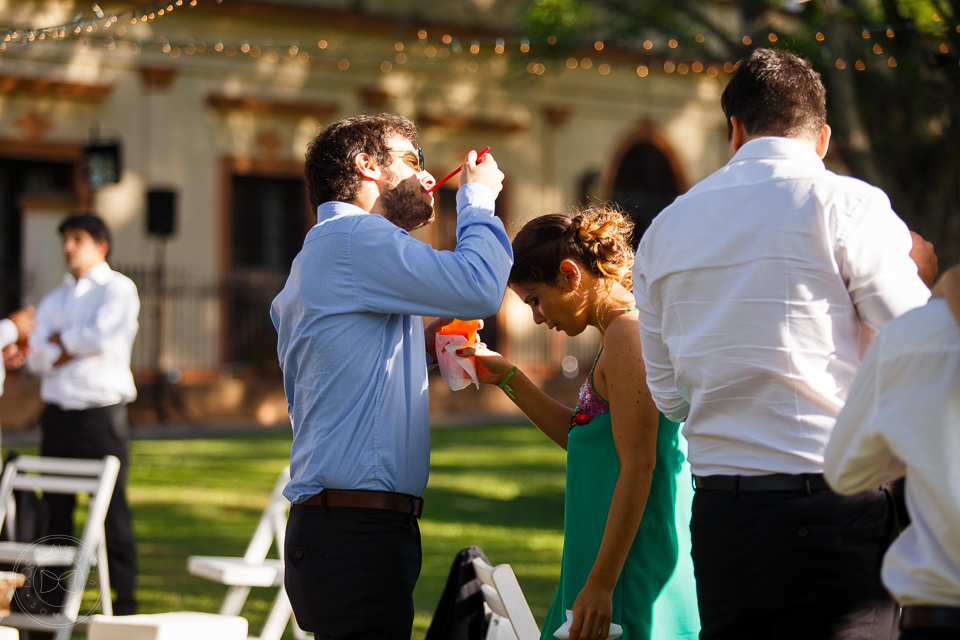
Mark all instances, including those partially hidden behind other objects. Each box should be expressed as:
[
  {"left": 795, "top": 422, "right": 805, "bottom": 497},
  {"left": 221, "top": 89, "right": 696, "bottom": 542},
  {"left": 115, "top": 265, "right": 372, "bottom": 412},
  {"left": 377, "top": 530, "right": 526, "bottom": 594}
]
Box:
[{"left": 438, "top": 319, "right": 479, "bottom": 345}]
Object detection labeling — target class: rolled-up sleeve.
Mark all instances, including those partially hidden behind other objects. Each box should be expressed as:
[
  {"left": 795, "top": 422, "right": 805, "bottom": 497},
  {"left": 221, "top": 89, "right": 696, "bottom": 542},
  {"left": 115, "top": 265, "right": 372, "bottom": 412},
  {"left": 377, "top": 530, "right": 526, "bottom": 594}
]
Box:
[
  {"left": 634, "top": 242, "right": 690, "bottom": 422},
  {"left": 352, "top": 183, "right": 513, "bottom": 319},
  {"left": 0, "top": 319, "right": 17, "bottom": 348}
]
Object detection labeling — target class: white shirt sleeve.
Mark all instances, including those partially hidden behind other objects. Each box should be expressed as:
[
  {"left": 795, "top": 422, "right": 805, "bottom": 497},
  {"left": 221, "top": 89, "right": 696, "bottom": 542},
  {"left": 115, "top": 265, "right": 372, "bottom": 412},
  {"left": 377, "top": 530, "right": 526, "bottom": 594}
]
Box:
[
  {"left": 836, "top": 190, "right": 930, "bottom": 333},
  {"left": 634, "top": 242, "right": 690, "bottom": 422},
  {"left": 58, "top": 279, "right": 140, "bottom": 358},
  {"left": 824, "top": 330, "right": 906, "bottom": 494},
  {"left": 0, "top": 318, "right": 17, "bottom": 348}
]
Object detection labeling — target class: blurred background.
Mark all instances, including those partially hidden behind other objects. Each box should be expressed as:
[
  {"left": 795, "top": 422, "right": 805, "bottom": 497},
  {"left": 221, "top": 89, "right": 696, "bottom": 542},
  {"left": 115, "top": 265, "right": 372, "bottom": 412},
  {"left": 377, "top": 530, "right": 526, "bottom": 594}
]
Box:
[{"left": 0, "top": 0, "right": 956, "bottom": 430}]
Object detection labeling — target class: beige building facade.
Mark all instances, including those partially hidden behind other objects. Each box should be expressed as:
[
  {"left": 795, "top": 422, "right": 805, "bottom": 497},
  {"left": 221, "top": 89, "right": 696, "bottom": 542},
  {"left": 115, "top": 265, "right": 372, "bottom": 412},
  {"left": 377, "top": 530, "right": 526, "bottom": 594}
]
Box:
[{"left": 0, "top": 0, "right": 730, "bottom": 424}]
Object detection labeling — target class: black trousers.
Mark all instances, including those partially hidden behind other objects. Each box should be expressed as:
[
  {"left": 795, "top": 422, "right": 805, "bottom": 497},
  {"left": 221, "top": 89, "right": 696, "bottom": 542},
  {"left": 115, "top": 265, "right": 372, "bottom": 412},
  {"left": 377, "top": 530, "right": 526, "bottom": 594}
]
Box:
[
  {"left": 284, "top": 504, "right": 422, "bottom": 640},
  {"left": 691, "top": 484, "right": 899, "bottom": 640},
  {"left": 40, "top": 403, "right": 138, "bottom": 614}
]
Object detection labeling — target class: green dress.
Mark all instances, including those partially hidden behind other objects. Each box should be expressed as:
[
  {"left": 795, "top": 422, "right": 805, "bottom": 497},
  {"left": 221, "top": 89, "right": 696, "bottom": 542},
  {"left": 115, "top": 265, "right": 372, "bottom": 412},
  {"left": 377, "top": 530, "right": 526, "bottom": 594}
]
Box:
[{"left": 539, "top": 348, "right": 700, "bottom": 640}]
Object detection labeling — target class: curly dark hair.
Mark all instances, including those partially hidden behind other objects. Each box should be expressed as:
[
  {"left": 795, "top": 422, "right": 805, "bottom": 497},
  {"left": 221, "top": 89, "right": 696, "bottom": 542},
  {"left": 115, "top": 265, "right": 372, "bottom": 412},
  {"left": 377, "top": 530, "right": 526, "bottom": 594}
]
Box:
[
  {"left": 510, "top": 206, "right": 635, "bottom": 290},
  {"left": 721, "top": 48, "right": 826, "bottom": 142},
  {"left": 304, "top": 113, "right": 419, "bottom": 209}
]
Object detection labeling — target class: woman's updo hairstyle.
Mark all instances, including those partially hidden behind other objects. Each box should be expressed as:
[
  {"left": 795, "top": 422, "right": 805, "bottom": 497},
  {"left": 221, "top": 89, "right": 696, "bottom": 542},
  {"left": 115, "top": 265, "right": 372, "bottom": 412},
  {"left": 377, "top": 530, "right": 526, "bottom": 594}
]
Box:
[{"left": 509, "top": 205, "right": 635, "bottom": 289}]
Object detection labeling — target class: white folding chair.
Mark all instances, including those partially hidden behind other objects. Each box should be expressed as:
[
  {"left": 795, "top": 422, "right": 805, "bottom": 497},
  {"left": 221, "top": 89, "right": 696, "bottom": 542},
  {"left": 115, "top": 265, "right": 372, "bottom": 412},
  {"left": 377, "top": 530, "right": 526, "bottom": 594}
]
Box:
[
  {"left": 187, "top": 466, "right": 307, "bottom": 640},
  {"left": 0, "top": 454, "right": 120, "bottom": 640},
  {"left": 472, "top": 557, "right": 541, "bottom": 640}
]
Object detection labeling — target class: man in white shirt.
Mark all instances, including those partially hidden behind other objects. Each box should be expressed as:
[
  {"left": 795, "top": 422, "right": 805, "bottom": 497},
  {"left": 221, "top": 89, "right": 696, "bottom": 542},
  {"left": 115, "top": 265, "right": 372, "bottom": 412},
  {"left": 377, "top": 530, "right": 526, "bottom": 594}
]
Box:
[
  {"left": 826, "top": 266, "right": 960, "bottom": 639},
  {"left": 27, "top": 214, "right": 140, "bottom": 615},
  {"left": 634, "top": 48, "right": 930, "bottom": 639}
]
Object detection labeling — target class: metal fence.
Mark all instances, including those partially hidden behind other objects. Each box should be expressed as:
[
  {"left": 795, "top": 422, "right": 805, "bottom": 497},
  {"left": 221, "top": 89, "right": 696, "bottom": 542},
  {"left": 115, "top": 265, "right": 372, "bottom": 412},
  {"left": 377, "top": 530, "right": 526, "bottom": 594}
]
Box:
[{"left": 116, "top": 265, "right": 287, "bottom": 374}]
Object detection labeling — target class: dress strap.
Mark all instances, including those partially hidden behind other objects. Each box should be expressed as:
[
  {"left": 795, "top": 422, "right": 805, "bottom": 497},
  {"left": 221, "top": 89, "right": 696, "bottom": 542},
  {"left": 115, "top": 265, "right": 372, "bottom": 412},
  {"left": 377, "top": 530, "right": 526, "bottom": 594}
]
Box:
[{"left": 588, "top": 346, "right": 609, "bottom": 407}]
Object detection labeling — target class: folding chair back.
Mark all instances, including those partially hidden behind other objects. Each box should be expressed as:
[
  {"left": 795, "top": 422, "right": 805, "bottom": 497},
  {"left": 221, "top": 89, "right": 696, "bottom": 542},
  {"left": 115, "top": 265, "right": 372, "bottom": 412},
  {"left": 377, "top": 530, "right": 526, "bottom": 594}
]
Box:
[
  {"left": 188, "top": 466, "right": 307, "bottom": 640},
  {"left": 0, "top": 454, "right": 120, "bottom": 640},
  {"left": 472, "top": 557, "right": 540, "bottom": 640}
]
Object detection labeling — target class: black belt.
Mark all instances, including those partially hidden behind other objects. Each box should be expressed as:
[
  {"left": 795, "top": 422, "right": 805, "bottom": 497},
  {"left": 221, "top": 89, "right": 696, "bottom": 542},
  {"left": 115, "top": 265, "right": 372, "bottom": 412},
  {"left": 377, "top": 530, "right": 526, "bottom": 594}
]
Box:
[
  {"left": 294, "top": 489, "right": 423, "bottom": 518},
  {"left": 695, "top": 473, "right": 830, "bottom": 492},
  {"left": 901, "top": 605, "right": 960, "bottom": 629}
]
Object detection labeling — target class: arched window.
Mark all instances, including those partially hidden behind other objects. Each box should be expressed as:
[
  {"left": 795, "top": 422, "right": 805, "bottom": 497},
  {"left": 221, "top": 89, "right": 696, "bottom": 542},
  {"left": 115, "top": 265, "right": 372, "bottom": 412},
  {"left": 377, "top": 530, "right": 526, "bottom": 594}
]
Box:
[{"left": 608, "top": 138, "right": 683, "bottom": 247}]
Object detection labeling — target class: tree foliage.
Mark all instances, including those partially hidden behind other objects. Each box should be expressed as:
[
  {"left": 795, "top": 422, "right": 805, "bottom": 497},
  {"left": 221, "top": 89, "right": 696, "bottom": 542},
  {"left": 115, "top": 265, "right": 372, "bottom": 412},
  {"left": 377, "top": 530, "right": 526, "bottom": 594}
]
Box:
[{"left": 525, "top": 0, "right": 960, "bottom": 266}]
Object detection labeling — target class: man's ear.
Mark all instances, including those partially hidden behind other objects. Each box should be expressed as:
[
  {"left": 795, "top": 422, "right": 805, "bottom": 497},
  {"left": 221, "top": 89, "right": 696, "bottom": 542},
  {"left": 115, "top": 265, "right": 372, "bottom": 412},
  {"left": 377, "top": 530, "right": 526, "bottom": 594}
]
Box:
[
  {"left": 558, "top": 259, "right": 582, "bottom": 291},
  {"left": 354, "top": 153, "right": 382, "bottom": 181},
  {"left": 815, "top": 124, "right": 832, "bottom": 159}
]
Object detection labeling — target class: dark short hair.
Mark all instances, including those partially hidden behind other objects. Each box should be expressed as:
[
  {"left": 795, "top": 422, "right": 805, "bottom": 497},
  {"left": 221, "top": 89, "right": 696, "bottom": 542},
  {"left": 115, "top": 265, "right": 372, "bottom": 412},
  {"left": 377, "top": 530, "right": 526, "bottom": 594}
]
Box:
[
  {"left": 721, "top": 48, "right": 827, "bottom": 141},
  {"left": 59, "top": 213, "right": 111, "bottom": 248},
  {"left": 304, "top": 113, "right": 418, "bottom": 210}
]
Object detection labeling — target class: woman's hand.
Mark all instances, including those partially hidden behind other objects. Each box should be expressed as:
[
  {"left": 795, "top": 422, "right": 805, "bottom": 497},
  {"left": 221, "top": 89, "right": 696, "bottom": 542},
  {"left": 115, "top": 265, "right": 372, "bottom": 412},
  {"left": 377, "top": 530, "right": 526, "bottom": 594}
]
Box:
[
  {"left": 424, "top": 317, "right": 485, "bottom": 363},
  {"left": 568, "top": 583, "right": 614, "bottom": 640},
  {"left": 456, "top": 344, "right": 514, "bottom": 386}
]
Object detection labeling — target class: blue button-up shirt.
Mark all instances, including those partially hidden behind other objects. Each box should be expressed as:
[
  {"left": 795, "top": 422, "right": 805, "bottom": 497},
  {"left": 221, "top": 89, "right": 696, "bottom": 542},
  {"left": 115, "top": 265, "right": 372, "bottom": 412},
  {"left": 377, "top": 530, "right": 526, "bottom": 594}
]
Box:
[{"left": 272, "top": 183, "right": 512, "bottom": 503}]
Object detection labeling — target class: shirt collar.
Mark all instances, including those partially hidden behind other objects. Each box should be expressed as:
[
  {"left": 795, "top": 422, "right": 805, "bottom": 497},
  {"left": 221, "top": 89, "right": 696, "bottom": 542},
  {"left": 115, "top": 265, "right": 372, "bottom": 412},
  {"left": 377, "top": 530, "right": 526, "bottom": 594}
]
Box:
[
  {"left": 729, "top": 136, "right": 825, "bottom": 169},
  {"left": 316, "top": 201, "right": 371, "bottom": 225},
  {"left": 63, "top": 261, "right": 111, "bottom": 286}
]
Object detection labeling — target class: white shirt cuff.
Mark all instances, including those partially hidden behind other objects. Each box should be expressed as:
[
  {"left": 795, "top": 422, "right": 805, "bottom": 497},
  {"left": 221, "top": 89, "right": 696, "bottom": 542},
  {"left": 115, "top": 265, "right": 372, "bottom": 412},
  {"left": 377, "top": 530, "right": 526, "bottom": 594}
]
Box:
[{"left": 0, "top": 318, "right": 17, "bottom": 348}]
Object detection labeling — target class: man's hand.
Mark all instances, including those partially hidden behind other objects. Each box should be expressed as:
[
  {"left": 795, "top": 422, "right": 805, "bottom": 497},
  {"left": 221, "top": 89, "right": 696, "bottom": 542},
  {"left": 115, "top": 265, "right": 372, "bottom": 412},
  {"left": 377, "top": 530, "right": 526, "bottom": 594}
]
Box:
[
  {"left": 47, "top": 333, "right": 74, "bottom": 366},
  {"left": 3, "top": 343, "right": 30, "bottom": 371},
  {"left": 424, "top": 317, "right": 454, "bottom": 363},
  {"left": 7, "top": 306, "right": 35, "bottom": 343},
  {"left": 459, "top": 149, "right": 504, "bottom": 197},
  {"left": 909, "top": 231, "right": 938, "bottom": 290}
]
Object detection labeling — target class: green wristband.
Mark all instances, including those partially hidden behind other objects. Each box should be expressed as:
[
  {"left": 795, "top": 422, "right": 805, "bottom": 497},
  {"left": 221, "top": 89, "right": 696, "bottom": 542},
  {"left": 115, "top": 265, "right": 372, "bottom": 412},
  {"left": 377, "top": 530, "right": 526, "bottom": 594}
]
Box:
[{"left": 498, "top": 366, "right": 518, "bottom": 399}]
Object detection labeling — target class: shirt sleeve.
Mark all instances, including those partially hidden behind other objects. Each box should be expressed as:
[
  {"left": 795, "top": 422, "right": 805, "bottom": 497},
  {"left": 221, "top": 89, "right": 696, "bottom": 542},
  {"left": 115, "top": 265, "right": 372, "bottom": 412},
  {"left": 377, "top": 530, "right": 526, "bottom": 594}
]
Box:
[
  {"left": 824, "top": 330, "right": 905, "bottom": 494},
  {"left": 836, "top": 189, "right": 930, "bottom": 333},
  {"left": 0, "top": 318, "right": 17, "bottom": 348},
  {"left": 58, "top": 279, "right": 140, "bottom": 358},
  {"left": 351, "top": 183, "right": 513, "bottom": 319},
  {"left": 634, "top": 241, "right": 690, "bottom": 422},
  {"left": 26, "top": 293, "right": 63, "bottom": 374}
]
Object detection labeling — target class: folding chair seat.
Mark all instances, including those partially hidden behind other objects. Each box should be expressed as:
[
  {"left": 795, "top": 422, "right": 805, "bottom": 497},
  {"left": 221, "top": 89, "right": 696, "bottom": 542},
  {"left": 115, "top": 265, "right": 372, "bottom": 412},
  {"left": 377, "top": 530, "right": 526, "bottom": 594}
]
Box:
[
  {"left": 0, "top": 455, "right": 120, "bottom": 640},
  {"left": 187, "top": 466, "right": 306, "bottom": 640},
  {"left": 472, "top": 557, "right": 541, "bottom": 640},
  {"left": 86, "top": 611, "right": 248, "bottom": 640}
]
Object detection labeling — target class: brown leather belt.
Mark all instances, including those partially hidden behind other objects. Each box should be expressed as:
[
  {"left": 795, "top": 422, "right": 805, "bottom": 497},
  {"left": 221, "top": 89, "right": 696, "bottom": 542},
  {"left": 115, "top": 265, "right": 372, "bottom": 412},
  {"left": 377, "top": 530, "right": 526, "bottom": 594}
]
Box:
[
  {"left": 295, "top": 489, "right": 423, "bottom": 518},
  {"left": 901, "top": 605, "right": 960, "bottom": 629},
  {"left": 694, "top": 473, "right": 830, "bottom": 492}
]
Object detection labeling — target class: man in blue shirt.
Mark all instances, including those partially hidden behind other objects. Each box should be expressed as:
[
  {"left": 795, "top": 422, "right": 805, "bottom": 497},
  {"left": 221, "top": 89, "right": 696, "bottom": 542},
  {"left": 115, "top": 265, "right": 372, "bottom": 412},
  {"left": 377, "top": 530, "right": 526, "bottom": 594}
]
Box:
[{"left": 271, "top": 113, "right": 511, "bottom": 638}]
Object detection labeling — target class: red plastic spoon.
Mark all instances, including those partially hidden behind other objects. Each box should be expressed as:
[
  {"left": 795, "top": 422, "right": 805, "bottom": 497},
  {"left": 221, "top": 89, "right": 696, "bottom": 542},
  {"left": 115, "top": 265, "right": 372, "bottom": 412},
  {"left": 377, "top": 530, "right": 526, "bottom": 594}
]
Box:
[{"left": 425, "top": 146, "right": 490, "bottom": 194}]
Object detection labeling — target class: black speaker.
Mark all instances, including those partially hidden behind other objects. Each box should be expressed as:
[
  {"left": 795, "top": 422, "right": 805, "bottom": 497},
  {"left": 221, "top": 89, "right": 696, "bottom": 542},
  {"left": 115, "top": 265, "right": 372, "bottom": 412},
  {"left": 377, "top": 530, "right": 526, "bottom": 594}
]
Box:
[{"left": 147, "top": 189, "right": 177, "bottom": 237}]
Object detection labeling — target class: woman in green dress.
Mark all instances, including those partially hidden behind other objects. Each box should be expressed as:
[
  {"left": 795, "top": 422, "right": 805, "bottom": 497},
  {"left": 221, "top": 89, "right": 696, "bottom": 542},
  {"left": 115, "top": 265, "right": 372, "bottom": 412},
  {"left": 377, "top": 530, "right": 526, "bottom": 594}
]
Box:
[{"left": 461, "top": 208, "right": 700, "bottom": 639}]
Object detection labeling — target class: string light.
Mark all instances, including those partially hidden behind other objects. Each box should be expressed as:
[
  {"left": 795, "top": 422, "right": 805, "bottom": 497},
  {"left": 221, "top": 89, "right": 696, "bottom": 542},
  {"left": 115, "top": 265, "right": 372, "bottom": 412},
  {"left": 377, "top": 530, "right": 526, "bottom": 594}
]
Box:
[{"left": 0, "top": 1, "right": 955, "bottom": 84}]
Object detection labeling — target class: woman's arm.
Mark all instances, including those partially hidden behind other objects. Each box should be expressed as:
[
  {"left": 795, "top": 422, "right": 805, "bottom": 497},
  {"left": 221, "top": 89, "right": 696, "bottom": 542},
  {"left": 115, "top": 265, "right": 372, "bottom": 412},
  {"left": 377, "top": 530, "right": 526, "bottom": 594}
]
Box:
[
  {"left": 568, "top": 314, "right": 660, "bottom": 640},
  {"left": 465, "top": 346, "right": 574, "bottom": 449}
]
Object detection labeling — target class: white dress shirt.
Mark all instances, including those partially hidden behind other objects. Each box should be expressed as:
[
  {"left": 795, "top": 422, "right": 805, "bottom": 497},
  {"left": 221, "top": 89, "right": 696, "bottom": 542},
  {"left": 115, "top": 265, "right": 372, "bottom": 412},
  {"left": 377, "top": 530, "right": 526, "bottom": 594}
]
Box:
[
  {"left": 634, "top": 136, "right": 930, "bottom": 476},
  {"left": 0, "top": 318, "right": 17, "bottom": 398},
  {"left": 824, "top": 299, "right": 960, "bottom": 606},
  {"left": 27, "top": 261, "right": 139, "bottom": 410}
]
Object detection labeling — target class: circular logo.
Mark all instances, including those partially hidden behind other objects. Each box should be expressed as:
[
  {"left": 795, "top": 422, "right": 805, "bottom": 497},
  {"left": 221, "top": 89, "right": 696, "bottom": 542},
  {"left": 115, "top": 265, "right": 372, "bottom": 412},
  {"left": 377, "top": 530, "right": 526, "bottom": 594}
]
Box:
[{"left": 11, "top": 534, "right": 103, "bottom": 629}]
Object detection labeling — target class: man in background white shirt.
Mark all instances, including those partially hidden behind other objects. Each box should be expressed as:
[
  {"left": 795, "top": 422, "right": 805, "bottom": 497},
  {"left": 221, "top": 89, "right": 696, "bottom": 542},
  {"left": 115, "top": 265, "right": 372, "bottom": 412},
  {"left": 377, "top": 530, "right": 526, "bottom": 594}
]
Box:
[
  {"left": 826, "top": 266, "right": 960, "bottom": 640},
  {"left": 634, "top": 48, "right": 930, "bottom": 639},
  {"left": 27, "top": 214, "right": 139, "bottom": 616}
]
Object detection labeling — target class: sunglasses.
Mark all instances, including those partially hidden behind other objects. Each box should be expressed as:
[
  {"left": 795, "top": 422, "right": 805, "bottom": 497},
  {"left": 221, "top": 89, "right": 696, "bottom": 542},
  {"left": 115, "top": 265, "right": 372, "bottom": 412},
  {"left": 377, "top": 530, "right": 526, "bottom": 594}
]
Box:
[{"left": 389, "top": 147, "right": 425, "bottom": 172}]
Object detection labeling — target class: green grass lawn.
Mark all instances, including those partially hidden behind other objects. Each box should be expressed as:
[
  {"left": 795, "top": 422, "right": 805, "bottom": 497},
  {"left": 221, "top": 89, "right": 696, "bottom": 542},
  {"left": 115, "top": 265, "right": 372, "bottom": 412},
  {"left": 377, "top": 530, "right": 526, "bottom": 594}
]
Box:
[{"left": 9, "top": 424, "right": 567, "bottom": 639}]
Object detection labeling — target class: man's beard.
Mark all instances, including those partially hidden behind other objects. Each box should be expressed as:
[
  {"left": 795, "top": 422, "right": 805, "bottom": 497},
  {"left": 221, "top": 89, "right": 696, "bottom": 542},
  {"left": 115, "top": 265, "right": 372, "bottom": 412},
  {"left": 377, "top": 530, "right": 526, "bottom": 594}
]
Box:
[{"left": 379, "top": 168, "right": 435, "bottom": 232}]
